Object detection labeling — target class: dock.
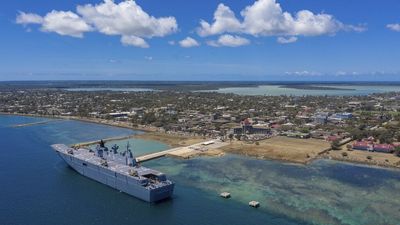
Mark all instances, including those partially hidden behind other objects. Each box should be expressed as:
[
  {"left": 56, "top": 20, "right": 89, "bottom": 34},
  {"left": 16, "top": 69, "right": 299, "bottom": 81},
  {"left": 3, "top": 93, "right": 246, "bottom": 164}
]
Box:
[
  {"left": 136, "top": 147, "right": 184, "bottom": 162},
  {"left": 72, "top": 136, "right": 228, "bottom": 162},
  {"left": 11, "top": 119, "right": 62, "bottom": 128},
  {"left": 137, "top": 140, "right": 228, "bottom": 162}
]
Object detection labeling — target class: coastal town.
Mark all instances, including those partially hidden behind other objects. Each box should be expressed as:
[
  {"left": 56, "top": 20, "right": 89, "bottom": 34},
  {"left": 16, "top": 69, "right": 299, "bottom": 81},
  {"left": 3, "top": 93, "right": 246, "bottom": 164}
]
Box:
[{"left": 1, "top": 88, "right": 400, "bottom": 167}]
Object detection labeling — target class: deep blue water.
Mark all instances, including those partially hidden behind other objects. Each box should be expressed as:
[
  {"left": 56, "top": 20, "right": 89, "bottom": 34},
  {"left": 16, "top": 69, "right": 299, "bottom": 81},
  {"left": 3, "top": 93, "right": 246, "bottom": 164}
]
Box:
[{"left": 1, "top": 115, "right": 400, "bottom": 225}]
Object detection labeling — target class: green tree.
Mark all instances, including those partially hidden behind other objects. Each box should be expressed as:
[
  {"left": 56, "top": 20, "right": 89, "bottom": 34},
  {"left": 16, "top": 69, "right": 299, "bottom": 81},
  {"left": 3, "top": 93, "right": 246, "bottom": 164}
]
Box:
[
  {"left": 228, "top": 134, "right": 234, "bottom": 142},
  {"left": 331, "top": 140, "right": 341, "bottom": 150},
  {"left": 394, "top": 146, "right": 400, "bottom": 157}
]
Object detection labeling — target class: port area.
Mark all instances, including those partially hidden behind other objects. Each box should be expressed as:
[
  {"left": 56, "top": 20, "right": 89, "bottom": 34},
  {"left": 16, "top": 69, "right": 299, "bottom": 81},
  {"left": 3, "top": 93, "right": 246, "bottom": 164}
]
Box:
[{"left": 73, "top": 136, "right": 228, "bottom": 162}]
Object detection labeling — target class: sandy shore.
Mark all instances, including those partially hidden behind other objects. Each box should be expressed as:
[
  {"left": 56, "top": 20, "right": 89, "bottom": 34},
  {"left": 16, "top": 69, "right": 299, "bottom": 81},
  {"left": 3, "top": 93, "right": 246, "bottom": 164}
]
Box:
[
  {"left": 0, "top": 112, "right": 160, "bottom": 132},
  {"left": 221, "top": 136, "right": 331, "bottom": 164}
]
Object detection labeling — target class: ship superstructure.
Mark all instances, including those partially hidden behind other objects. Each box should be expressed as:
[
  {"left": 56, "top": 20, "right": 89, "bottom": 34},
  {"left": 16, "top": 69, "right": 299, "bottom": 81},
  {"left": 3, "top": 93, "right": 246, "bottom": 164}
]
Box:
[{"left": 52, "top": 140, "right": 174, "bottom": 202}]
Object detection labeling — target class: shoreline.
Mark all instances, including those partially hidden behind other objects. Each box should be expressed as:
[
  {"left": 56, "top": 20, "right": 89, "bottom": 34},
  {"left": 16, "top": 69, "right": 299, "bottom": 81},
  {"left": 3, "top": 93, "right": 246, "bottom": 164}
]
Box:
[
  {"left": 319, "top": 149, "right": 400, "bottom": 170},
  {"left": 2, "top": 112, "right": 400, "bottom": 170},
  {"left": 0, "top": 112, "right": 156, "bottom": 132}
]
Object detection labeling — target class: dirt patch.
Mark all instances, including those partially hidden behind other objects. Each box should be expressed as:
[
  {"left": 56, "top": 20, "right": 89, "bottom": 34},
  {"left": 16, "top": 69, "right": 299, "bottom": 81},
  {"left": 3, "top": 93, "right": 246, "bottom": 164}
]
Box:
[
  {"left": 221, "top": 136, "right": 331, "bottom": 163},
  {"left": 324, "top": 148, "right": 400, "bottom": 168},
  {"left": 135, "top": 132, "right": 207, "bottom": 148}
]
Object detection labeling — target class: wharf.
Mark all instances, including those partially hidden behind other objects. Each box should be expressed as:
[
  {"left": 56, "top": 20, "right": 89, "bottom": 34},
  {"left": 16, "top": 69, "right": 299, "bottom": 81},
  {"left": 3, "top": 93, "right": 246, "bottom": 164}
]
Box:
[{"left": 137, "top": 140, "right": 228, "bottom": 162}]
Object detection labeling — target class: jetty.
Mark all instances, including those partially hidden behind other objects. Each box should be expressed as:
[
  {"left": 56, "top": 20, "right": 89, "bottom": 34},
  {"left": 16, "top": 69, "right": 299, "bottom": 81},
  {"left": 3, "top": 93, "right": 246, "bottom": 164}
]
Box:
[
  {"left": 11, "top": 119, "right": 62, "bottom": 128},
  {"left": 137, "top": 140, "right": 228, "bottom": 162},
  {"left": 136, "top": 147, "right": 184, "bottom": 162}
]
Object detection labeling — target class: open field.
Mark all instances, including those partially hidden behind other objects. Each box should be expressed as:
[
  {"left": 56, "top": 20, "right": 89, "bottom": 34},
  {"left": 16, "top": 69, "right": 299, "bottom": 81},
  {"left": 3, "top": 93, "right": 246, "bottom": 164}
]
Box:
[
  {"left": 221, "top": 136, "right": 331, "bottom": 163},
  {"left": 324, "top": 148, "right": 400, "bottom": 168},
  {"left": 166, "top": 140, "right": 227, "bottom": 159}
]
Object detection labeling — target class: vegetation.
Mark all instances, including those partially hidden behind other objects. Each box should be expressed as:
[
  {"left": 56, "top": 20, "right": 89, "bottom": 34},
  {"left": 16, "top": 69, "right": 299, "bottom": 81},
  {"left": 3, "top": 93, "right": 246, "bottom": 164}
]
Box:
[{"left": 331, "top": 140, "right": 342, "bottom": 150}]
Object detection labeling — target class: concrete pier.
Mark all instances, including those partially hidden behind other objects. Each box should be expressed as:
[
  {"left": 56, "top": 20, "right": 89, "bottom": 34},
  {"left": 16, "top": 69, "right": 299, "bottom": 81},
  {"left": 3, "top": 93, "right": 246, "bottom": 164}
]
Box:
[{"left": 137, "top": 140, "right": 228, "bottom": 162}]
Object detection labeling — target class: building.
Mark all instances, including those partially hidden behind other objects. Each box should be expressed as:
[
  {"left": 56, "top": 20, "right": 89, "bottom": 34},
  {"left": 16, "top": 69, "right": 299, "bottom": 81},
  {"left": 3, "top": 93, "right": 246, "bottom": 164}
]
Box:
[
  {"left": 373, "top": 144, "right": 394, "bottom": 153},
  {"left": 233, "top": 118, "right": 271, "bottom": 135},
  {"left": 313, "top": 113, "right": 329, "bottom": 124},
  {"left": 352, "top": 141, "right": 373, "bottom": 151},
  {"left": 330, "top": 112, "right": 353, "bottom": 121}
]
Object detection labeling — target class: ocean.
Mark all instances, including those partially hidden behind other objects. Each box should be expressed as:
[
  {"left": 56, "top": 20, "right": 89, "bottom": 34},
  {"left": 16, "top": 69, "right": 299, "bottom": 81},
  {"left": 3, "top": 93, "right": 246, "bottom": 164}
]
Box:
[{"left": 1, "top": 115, "right": 400, "bottom": 225}]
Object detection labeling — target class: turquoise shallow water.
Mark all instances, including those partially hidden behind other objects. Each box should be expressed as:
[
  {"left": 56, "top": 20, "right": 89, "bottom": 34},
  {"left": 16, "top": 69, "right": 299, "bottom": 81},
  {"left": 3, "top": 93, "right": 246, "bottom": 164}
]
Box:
[
  {"left": 1, "top": 115, "right": 400, "bottom": 225},
  {"left": 203, "top": 85, "right": 400, "bottom": 96}
]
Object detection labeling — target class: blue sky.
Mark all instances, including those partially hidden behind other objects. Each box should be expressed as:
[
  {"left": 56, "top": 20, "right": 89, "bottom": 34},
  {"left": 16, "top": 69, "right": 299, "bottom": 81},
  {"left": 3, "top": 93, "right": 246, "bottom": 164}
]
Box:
[{"left": 1, "top": 0, "right": 400, "bottom": 81}]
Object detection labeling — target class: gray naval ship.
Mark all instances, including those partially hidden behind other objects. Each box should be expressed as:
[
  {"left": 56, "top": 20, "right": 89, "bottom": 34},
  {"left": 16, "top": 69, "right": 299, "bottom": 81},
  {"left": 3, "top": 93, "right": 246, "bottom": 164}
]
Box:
[{"left": 52, "top": 140, "right": 174, "bottom": 202}]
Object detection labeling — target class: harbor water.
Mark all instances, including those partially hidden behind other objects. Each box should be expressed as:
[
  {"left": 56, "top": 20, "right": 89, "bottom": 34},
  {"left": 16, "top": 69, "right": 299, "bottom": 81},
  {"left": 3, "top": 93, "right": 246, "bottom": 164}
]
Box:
[{"left": 1, "top": 115, "right": 400, "bottom": 225}]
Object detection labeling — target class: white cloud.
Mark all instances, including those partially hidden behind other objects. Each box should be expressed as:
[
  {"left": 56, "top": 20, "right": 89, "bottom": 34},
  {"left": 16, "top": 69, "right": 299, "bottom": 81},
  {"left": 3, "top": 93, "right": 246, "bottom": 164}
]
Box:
[
  {"left": 16, "top": 12, "right": 43, "bottom": 24},
  {"left": 144, "top": 56, "right": 153, "bottom": 61},
  {"left": 277, "top": 36, "right": 297, "bottom": 44},
  {"left": 179, "top": 37, "right": 200, "bottom": 48},
  {"left": 197, "top": 3, "right": 242, "bottom": 37},
  {"left": 16, "top": 0, "right": 178, "bottom": 46},
  {"left": 207, "top": 34, "right": 250, "bottom": 47},
  {"left": 16, "top": 10, "right": 92, "bottom": 38},
  {"left": 121, "top": 35, "right": 149, "bottom": 48},
  {"left": 387, "top": 23, "right": 400, "bottom": 32},
  {"left": 285, "top": 71, "right": 322, "bottom": 76},
  {"left": 76, "top": 0, "right": 177, "bottom": 38},
  {"left": 198, "top": 0, "right": 364, "bottom": 38},
  {"left": 41, "top": 10, "right": 93, "bottom": 38}
]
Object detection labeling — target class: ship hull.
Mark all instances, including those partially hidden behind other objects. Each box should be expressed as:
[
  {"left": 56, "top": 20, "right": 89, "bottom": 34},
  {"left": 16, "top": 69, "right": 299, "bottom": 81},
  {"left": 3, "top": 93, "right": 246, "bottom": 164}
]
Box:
[{"left": 57, "top": 151, "right": 174, "bottom": 202}]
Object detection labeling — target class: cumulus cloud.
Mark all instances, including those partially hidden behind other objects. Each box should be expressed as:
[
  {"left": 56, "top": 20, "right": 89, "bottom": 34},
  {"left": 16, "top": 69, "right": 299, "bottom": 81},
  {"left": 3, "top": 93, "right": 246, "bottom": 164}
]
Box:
[
  {"left": 76, "top": 0, "right": 177, "bottom": 38},
  {"left": 277, "top": 36, "right": 297, "bottom": 44},
  {"left": 197, "top": 3, "right": 242, "bottom": 37},
  {"left": 121, "top": 35, "right": 149, "bottom": 48},
  {"left": 16, "top": 0, "right": 178, "bottom": 46},
  {"left": 41, "top": 10, "right": 93, "bottom": 37},
  {"left": 387, "top": 23, "right": 400, "bottom": 32},
  {"left": 179, "top": 37, "right": 200, "bottom": 48},
  {"left": 207, "top": 34, "right": 250, "bottom": 47},
  {"left": 16, "top": 10, "right": 92, "bottom": 37},
  {"left": 197, "top": 0, "right": 364, "bottom": 39}
]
